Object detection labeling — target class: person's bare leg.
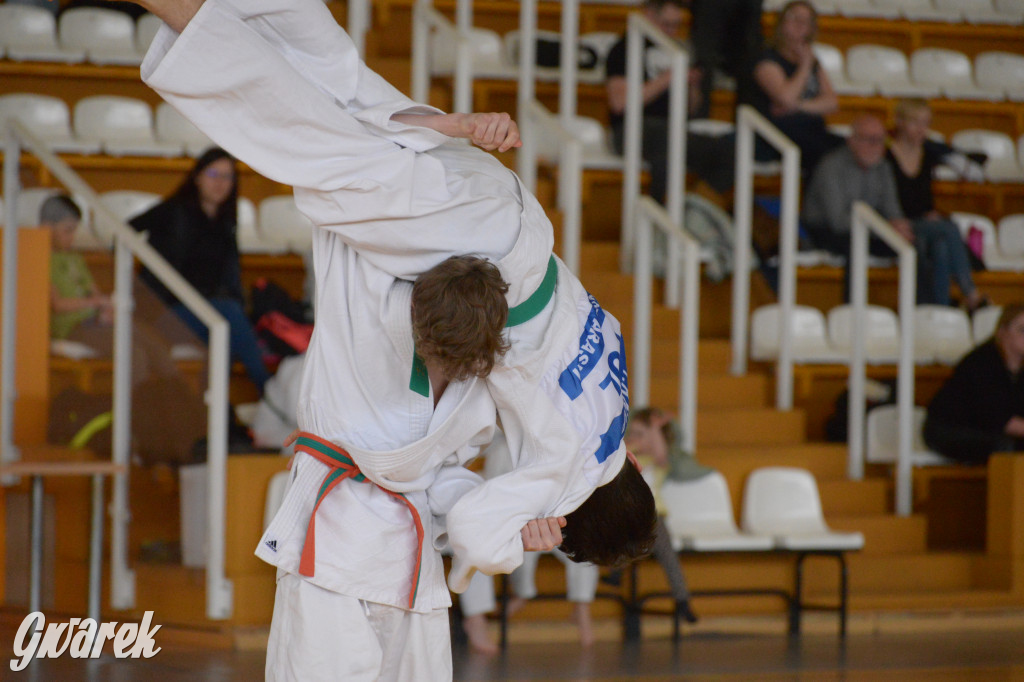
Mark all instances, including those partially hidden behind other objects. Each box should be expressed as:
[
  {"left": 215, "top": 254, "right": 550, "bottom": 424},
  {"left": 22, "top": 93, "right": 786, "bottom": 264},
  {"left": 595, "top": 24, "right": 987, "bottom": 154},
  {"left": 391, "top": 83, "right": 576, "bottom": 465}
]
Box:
[
  {"left": 130, "top": 0, "right": 205, "bottom": 33},
  {"left": 461, "top": 614, "right": 498, "bottom": 656},
  {"left": 571, "top": 602, "right": 594, "bottom": 648}
]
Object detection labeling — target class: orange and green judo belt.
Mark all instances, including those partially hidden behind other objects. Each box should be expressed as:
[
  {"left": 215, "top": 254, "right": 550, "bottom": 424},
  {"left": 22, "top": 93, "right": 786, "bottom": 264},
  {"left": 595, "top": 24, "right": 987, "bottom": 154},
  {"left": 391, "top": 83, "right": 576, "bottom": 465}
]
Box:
[{"left": 293, "top": 432, "right": 425, "bottom": 609}]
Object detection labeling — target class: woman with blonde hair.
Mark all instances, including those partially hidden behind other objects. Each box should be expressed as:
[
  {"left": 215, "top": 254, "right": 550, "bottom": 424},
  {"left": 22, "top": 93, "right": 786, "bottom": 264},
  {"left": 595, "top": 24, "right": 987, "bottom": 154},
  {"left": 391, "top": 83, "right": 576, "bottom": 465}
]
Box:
[
  {"left": 887, "top": 98, "right": 988, "bottom": 310},
  {"left": 752, "top": 0, "right": 842, "bottom": 173},
  {"left": 924, "top": 303, "right": 1024, "bottom": 463}
]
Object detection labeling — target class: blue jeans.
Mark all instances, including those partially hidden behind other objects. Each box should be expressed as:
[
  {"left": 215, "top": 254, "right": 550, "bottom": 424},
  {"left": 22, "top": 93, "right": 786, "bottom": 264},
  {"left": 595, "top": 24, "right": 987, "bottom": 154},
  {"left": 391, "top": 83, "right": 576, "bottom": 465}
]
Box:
[
  {"left": 172, "top": 297, "right": 270, "bottom": 394},
  {"left": 914, "top": 218, "right": 976, "bottom": 306}
]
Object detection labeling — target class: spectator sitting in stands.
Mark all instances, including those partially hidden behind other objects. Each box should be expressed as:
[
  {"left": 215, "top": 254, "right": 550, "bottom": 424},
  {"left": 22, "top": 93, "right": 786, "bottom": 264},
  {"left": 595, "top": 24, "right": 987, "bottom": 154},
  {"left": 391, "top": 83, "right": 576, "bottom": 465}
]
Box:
[
  {"left": 803, "top": 115, "right": 959, "bottom": 305},
  {"left": 887, "top": 98, "right": 988, "bottom": 312},
  {"left": 924, "top": 303, "right": 1024, "bottom": 464},
  {"left": 602, "top": 406, "right": 702, "bottom": 626},
  {"left": 752, "top": 0, "right": 842, "bottom": 176},
  {"left": 130, "top": 147, "right": 271, "bottom": 395},
  {"left": 604, "top": 0, "right": 736, "bottom": 205},
  {"left": 44, "top": 193, "right": 176, "bottom": 384}
]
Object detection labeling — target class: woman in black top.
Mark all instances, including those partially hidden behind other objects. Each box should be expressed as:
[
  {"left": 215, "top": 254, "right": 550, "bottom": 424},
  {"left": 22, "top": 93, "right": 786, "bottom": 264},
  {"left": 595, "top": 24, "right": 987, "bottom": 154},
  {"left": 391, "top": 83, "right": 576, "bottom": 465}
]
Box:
[
  {"left": 887, "top": 99, "right": 987, "bottom": 310},
  {"left": 132, "top": 147, "right": 270, "bottom": 394},
  {"left": 924, "top": 303, "right": 1024, "bottom": 464},
  {"left": 752, "top": 0, "right": 843, "bottom": 174}
]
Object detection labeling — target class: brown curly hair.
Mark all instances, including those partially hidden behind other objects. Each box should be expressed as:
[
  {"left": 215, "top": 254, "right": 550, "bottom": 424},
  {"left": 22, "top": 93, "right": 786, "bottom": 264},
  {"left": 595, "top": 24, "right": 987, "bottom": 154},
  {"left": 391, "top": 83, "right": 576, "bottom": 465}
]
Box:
[{"left": 411, "top": 255, "right": 511, "bottom": 381}]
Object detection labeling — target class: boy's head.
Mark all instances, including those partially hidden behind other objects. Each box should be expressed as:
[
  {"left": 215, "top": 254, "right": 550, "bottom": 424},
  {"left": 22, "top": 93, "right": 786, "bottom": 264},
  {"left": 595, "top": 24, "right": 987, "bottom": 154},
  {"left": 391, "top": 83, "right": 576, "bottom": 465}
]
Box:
[
  {"left": 39, "top": 194, "right": 83, "bottom": 251},
  {"left": 559, "top": 456, "right": 658, "bottom": 567},
  {"left": 624, "top": 406, "right": 673, "bottom": 457},
  {"left": 411, "top": 255, "right": 511, "bottom": 381}
]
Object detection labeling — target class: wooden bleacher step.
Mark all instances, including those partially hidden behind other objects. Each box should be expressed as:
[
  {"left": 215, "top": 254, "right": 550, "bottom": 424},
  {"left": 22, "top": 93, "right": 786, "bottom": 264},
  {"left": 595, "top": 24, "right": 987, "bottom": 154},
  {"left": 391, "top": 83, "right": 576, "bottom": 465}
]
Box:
[
  {"left": 698, "top": 443, "right": 851, "bottom": 483},
  {"left": 648, "top": 373, "right": 769, "bottom": 411},
  {"left": 133, "top": 563, "right": 210, "bottom": 626},
  {"left": 696, "top": 408, "right": 806, "bottom": 448},
  {"left": 828, "top": 515, "right": 929, "bottom": 554},
  {"left": 818, "top": 478, "right": 890, "bottom": 516}
]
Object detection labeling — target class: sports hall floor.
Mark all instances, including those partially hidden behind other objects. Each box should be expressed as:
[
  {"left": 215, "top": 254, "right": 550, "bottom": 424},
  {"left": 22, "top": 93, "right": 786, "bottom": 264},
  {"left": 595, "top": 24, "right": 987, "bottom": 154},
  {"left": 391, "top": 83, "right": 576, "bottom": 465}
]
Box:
[{"left": 4, "top": 612, "right": 1024, "bottom": 680}]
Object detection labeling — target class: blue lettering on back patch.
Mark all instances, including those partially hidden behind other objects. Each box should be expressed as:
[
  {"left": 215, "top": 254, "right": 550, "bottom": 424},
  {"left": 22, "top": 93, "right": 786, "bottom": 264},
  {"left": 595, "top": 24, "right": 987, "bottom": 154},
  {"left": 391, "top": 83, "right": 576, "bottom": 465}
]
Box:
[{"left": 558, "top": 295, "right": 607, "bottom": 400}]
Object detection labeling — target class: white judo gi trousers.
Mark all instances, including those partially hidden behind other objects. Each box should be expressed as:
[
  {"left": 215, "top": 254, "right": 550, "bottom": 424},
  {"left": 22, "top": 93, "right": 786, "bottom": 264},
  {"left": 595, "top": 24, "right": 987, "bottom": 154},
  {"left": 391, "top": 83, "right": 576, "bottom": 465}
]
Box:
[{"left": 267, "top": 573, "right": 451, "bottom": 682}]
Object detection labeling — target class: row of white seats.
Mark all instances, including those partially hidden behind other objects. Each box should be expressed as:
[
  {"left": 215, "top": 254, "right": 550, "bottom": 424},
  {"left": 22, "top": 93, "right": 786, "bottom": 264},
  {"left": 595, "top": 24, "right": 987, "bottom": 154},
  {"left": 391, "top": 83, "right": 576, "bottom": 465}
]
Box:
[
  {"left": 1, "top": 187, "right": 314, "bottom": 254},
  {"left": 815, "top": 44, "right": 1024, "bottom": 103},
  {"left": 430, "top": 28, "right": 621, "bottom": 85},
  {"left": 663, "top": 466, "right": 864, "bottom": 554},
  {"left": 792, "top": 212, "right": 1024, "bottom": 271},
  {"left": 751, "top": 302, "right": 1005, "bottom": 366},
  {"left": 766, "top": 0, "right": 1023, "bottom": 24},
  {"left": 0, "top": 93, "right": 212, "bottom": 158},
  {"left": 0, "top": 6, "right": 160, "bottom": 66}
]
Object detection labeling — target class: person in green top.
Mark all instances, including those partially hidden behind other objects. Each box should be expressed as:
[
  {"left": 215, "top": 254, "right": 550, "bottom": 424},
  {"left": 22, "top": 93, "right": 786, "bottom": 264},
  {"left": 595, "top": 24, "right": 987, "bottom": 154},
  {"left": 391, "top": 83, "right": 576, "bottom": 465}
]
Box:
[
  {"left": 45, "top": 195, "right": 115, "bottom": 344},
  {"left": 611, "top": 406, "right": 711, "bottom": 625}
]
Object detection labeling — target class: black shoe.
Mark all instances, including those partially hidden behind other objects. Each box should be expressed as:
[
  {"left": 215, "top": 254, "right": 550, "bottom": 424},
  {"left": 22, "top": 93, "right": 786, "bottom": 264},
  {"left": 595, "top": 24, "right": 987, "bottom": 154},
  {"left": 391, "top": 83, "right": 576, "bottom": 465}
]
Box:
[
  {"left": 600, "top": 569, "right": 623, "bottom": 587},
  {"left": 676, "top": 599, "right": 698, "bottom": 624}
]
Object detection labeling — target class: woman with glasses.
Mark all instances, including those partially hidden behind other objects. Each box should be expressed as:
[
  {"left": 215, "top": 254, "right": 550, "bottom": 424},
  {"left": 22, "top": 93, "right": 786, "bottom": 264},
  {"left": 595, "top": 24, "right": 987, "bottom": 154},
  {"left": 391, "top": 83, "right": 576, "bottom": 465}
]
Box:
[{"left": 132, "top": 147, "right": 271, "bottom": 394}]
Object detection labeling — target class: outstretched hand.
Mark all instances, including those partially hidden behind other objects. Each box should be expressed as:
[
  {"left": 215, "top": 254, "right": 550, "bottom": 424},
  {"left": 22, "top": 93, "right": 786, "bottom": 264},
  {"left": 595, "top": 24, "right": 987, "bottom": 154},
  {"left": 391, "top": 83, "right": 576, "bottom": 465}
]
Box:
[
  {"left": 520, "top": 516, "right": 567, "bottom": 552},
  {"left": 456, "top": 112, "right": 522, "bottom": 152}
]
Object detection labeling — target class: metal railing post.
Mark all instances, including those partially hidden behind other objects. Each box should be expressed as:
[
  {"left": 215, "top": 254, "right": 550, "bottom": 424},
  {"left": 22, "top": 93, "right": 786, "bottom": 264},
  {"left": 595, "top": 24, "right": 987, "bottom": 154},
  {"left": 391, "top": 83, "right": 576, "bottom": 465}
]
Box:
[
  {"left": 1, "top": 126, "right": 21, "bottom": 470},
  {"left": 620, "top": 15, "right": 688, "bottom": 274},
  {"left": 633, "top": 197, "right": 701, "bottom": 453},
  {"left": 848, "top": 202, "right": 916, "bottom": 516},
  {"left": 516, "top": 0, "right": 538, "bottom": 193}
]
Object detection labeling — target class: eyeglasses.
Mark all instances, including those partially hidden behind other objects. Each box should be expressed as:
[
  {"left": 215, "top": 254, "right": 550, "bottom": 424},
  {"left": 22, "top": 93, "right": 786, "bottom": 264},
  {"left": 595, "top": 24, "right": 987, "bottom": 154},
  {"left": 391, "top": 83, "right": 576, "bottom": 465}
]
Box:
[{"left": 201, "top": 168, "right": 235, "bottom": 181}]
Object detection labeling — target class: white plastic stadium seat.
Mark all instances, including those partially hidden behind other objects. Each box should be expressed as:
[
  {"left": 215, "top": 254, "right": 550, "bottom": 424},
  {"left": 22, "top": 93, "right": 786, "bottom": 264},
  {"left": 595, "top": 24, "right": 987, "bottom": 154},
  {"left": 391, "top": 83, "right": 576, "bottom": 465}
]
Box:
[
  {"left": 866, "top": 404, "right": 952, "bottom": 465},
  {"left": 947, "top": 211, "right": 1024, "bottom": 271},
  {"left": 0, "top": 5, "right": 84, "bottom": 63},
  {"left": 0, "top": 94, "right": 101, "bottom": 154},
  {"left": 886, "top": 0, "right": 962, "bottom": 21},
  {"left": 155, "top": 102, "right": 215, "bottom": 157},
  {"left": 993, "top": 0, "right": 1024, "bottom": 17},
  {"left": 750, "top": 304, "right": 845, "bottom": 363},
  {"left": 258, "top": 195, "right": 313, "bottom": 253},
  {"left": 975, "top": 52, "right": 1024, "bottom": 102},
  {"left": 846, "top": 44, "right": 940, "bottom": 98},
  {"left": 951, "top": 129, "right": 1024, "bottom": 182},
  {"left": 972, "top": 304, "right": 1003, "bottom": 343},
  {"left": 236, "top": 196, "right": 278, "bottom": 254},
  {"left": 913, "top": 304, "right": 973, "bottom": 365},
  {"left": 73, "top": 96, "right": 183, "bottom": 158},
  {"left": 997, "top": 214, "right": 1024, "bottom": 258},
  {"left": 662, "top": 472, "right": 774, "bottom": 552},
  {"left": 578, "top": 31, "right": 622, "bottom": 82},
  {"left": 812, "top": 43, "right": 874, "bottom": 96},
  {"left": 741, "top": 467, "right": 864, "bottom": 551},
  {"left": 430, "top": 26, "right": 514, "bottom": 80},
  {"left": 837, "top": 0, "right": 900, "bottom": 19},
  {"left": 96, "top": 190, "right": 161, "bottom": 247},
  {"left": 136, "top": 12, "right": 162, "bottom": 57},
  {"left": 58, "top": 7, "right": 141, "bottom": 66},
  {"left": 935, "top": 0, "right": 1019, "bottom": 23},
  {"left": 909, "top": 48, "right": 1004, "bottom": 101},
  {"left": 827, "top": 304, "right": 901, "bottom": 364}
]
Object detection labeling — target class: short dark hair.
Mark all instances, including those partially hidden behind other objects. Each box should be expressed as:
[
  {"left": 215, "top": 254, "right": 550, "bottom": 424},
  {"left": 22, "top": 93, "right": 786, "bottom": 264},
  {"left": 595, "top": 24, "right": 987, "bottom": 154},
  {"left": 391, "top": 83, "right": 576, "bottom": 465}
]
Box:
[
  {"left": 39, "top": 194, "right": 82, "bottom": 225},
  {"left": 644, "top": 0, "right": 688, "bottom": 10},
  {"left": 411, "top": 255, "right": 510, "bottom": 381},
  {"left": 559, "top": 457, "right": 658, "bottom": 567}
]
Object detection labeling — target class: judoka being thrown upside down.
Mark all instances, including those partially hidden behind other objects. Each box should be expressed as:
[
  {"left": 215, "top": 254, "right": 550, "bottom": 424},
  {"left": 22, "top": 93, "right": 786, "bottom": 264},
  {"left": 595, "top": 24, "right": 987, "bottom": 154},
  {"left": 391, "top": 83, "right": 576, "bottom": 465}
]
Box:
[{"left": 132, "top": 0, "right": 657, "bottom": 678}]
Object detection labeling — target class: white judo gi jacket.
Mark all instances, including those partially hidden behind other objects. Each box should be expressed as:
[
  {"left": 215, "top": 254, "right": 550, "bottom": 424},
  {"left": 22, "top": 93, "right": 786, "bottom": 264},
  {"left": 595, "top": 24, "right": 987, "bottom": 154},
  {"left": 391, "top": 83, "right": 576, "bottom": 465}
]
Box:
[{"left": 141, "top": 0, "right": 630, "bottom": 600}]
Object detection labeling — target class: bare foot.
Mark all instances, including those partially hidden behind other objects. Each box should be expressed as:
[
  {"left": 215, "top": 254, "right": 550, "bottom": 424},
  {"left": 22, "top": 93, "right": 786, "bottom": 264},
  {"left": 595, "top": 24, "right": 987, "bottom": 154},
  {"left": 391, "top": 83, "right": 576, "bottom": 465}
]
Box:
[
  {"left": 461, "top": 614, "right": 498, "bottom": 655},
  {"left": 505, "top": 596, "right": 527, "bottom": 618},
  {"left": 572, "top": 602, "right": 594, "bottom": 648}
]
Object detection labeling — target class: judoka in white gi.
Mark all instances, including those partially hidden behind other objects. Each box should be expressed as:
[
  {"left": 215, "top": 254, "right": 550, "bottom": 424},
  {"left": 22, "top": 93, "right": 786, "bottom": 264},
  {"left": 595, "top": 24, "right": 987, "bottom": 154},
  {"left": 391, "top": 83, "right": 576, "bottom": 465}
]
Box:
[{"left": 134, "top": 0, "right": 656, "bottom": 678}]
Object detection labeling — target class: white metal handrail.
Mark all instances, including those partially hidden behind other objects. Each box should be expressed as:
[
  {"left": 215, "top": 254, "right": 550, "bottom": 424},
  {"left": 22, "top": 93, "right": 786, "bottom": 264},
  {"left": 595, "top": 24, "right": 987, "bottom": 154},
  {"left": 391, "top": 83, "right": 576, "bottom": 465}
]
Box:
[
  {"left": 730, "top": 105, "right": 801, "bottom": 412},
  {"left": 516, "top": 0, "right": 539, "bottom": 193},
  {"left": 347, "top": 0, "right": 370, "bottom": 57},
  {"left": 620, "top": 13, "right": 688, "bottom": 284},
  {"left": 411, "top": 0, "right": 473, "bottom": 114},
  {"left": 527, "top": 100, "right": 584, "bottom": 275},
  {"left": 1, "top": 121, "right": 233, "bottom": 619},
  {"left": 848, "top": 201, "right": 916, "bottom": 516},
  {"left": 633, "top": 196, "right": 700, "bottom": 453}
]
